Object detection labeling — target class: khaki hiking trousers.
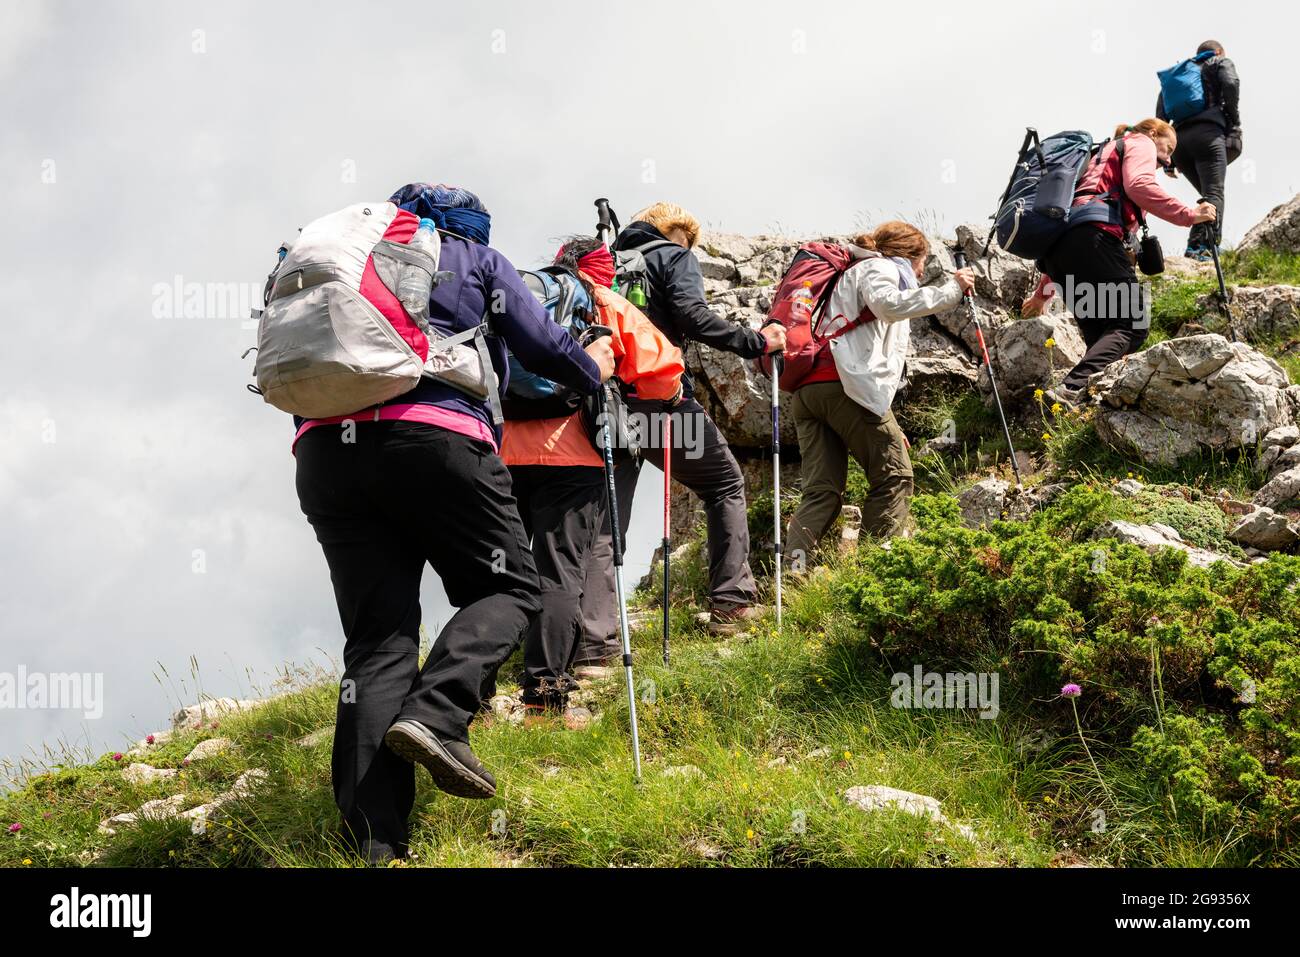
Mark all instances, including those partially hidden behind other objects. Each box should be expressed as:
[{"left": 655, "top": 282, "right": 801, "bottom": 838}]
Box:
[{"left": 785, "top": 380, "right": 913, "bottom": 562}]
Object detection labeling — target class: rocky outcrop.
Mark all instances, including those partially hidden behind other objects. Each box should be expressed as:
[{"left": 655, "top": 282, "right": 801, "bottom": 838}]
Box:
[
  {"left": 957, "top": 479, "right": 1067, "bottom": 528},
  {"left": 1091, "top": 520, "right": 1241, "bottom": 568},
  {"left": 1088, "top": 335, "right": 1297, "bottom": 466},
  {"left": 1239, "top": 193, "right": 1300, "bottom": 255},
  {"left": 1254, "top": 467, "right": 1300, "bottom": 511},
  {"left": 171, "top": 696, "right": 271, "bottom": 731},
  {"left": 1197, "top": 284, "right": 1300, "bottom": 343},
  {"left": 1228, "top": 507, "right": 1299, "bottom": 551}
]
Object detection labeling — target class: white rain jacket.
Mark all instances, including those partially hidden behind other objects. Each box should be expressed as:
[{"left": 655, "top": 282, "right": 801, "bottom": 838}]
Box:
[{"left": 826, "top": 246, "right": 962, "bottom": 416}]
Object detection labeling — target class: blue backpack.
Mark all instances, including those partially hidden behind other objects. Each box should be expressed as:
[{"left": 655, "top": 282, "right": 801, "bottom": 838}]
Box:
[
  {"left": 1157, "top": 51, "right": 1216, "bottom": 125},
  {"left": 985, "top": 128, "right": 1127, "bottom": 261},
  {"left": 502, "top": 266, "right": 595, "bottom": 420}
]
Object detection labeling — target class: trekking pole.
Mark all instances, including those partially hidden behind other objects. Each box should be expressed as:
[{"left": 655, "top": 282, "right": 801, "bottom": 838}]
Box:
[
  {"left": 595, "top": 198, "right": 620, "bottom": 249},
  {"left": 1198, "top": 197, "right": 1236, "bottom": 335},
  {"left": 771, "top": 355, "right": 783, "bottom": 631},
  {"left": 588, "top": 327, "right": 642, "bottom": 781},
  {"left": 952, "top": 249, "right": 1023, "bottom": 487},
  {"left": 661, "top": 410, "right": 672, "bottom": 667}
]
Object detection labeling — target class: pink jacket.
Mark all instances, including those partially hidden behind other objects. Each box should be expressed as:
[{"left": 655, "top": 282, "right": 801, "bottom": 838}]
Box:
[{"left": 1075, "top": 132, "right": 1199, "bottom": 239}]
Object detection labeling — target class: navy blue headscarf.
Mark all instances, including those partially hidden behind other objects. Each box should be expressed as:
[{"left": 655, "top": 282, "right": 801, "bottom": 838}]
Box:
[{"left": 389, "top": 183, "right": 492, "bottom": 245}]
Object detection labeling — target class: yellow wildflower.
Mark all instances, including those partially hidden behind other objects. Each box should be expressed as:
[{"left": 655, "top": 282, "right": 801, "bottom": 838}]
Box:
[{"left": 1045, "top": 337, "right": 1056, "bottom": 349}]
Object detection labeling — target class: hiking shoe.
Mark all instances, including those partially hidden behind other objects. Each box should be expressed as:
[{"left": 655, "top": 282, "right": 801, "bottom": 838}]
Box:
[
  {"left": 1043, "top": 385, "right": 1081, "bottom": 411},
  {"left": 359, "top": 839, "right": 399, "bottom": 866},
  {"left": 383, "top": 719, "right": 496, "bottom": 799},
  {"left": 573, "top": 664, "right": 616, "bottom": 682},
  {"left": 1184, "top": 244, "right": 1212, "bottom": 262},
  {"left": 707, "top": 603, "right": 765, "bottom": 635}
]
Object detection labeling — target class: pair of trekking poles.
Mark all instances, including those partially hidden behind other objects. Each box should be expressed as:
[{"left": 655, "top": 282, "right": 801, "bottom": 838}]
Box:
[
  {"left": 591, "top": 198, "right": 780, "bottom": 782},
  {"left": 592, "top": 200, "right": 671, "bottom": 783}
]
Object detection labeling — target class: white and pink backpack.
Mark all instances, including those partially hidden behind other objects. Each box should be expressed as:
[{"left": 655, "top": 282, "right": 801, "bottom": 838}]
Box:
[{"left": 250, "top": 202, "right": 498, "bottom": 420}]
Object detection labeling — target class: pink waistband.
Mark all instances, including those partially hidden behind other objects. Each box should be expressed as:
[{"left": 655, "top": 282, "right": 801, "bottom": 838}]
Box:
[{"left": 291, "top": 403, "right": 497, "bottom": 454}]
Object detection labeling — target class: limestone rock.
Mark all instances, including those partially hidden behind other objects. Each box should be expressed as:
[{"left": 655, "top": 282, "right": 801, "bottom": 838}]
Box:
[
  {"left": 1238, "top": 193, "right": 1300, "bottom": 255},
  {"left": 957, "top": 479, "right": 1065, "bottom": 528},
  {"left": 1254, "top": 466, "right": 1300, "bottom": 510},
  {"left": 181, "top": 769, "right": 268, "bottom": 828},
  {"left": 842, "top": 785, "right": 978, "bottom": 841},
  {"left": 1090, "top": 335, "right": 1294, "bottom": 466},
  {"left": 121, "top": 762, "right": 178, "bottom": 785},
  {"left": 981, "top": 314, "right": 1086, "bottom": 398},
  {"left": 97, "top": 794, "right": 188, "bottom": 835},
  {"left": 1091, "top": 520, "right": 1239, "bottom": 568},
  {"left": 1197, "top": 284, "right": 1300, "bottom": 342},
  {"left": 487, "top": 693, "right": 526, "bottom": 726},
  {"left": 171, "top": 697, "right": 268, "bottom": 731},
  {"left": 183, "top": 737, "right": 232, "bottom": 763},
  {"left": 958, "top": 478, "right": 1011, "bottom": 528},
  {"left": 693, "top": 246, "right": 739, "bottom": 281},
  {"left": 1228, "top": 507, "right": 1299, "bottom": 551}
]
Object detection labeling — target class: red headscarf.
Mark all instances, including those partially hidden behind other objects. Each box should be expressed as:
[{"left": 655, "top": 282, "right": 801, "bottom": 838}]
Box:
[{"left": 559, "top": 243, "right": 615, "bottom": 289}]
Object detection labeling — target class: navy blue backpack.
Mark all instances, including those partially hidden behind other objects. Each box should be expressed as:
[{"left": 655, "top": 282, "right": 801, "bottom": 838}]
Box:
[
  {"left": 1157, "top": 50, "right": 1216, "bottom": 125},
  {"left": 984, "top": 128, "right": 1128, "bottom": 261},
  {"left": 502, "top": 266, "right": 595, "bottom": 420}
]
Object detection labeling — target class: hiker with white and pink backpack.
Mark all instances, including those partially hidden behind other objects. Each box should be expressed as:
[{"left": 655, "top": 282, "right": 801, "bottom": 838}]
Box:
[
  {"left": 251, "top": 183, "right": 615, "bottom": 864},
  {"left": 758, "top": 222, "right": 975, "bottom": 568}
]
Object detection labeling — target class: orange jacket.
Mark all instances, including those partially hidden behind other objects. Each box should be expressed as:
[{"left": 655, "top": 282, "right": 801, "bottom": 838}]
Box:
[{"left": 500, "top": 273, "right": 684, "bottom": 468}]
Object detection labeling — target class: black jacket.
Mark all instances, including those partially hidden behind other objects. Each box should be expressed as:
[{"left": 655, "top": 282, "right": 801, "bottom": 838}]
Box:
[
  {"left": 1156, "top": 54, "right": 1241, "bottom": 133},
  {"left": 613, "top": 221, "right": 766, "bottom": 361}
]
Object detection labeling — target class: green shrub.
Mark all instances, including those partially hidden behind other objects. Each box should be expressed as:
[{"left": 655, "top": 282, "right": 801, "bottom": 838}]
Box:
[{"left": 832, "top": 490, "right": 1300, "bottom": 854}]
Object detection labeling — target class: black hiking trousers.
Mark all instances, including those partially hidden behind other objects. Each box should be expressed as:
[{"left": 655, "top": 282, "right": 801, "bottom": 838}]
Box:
[
  {"left": 1041, "top": 225, "right": 1149, "bottom": 392},
  {"left": 1173, "top": 119, "right": 1228, "bottom": 248},
  {"left": 576, "top": 395, "right": 758, "bottom": 662},
  {"left": 295, "top": 420, "right": 541, "bottom": 857},
  {"left": 509, "top": 464, "right": 607, "bottom": 709}
]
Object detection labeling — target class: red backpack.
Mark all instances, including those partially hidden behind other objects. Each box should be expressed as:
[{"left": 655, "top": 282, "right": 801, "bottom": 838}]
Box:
[{"left": 755, "top": 241, "right": 874, "bottom": 391}]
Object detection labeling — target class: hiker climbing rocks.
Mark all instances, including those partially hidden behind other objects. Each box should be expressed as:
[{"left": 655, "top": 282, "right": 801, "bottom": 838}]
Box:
[
  {"left": 1022, "top": 120, "right": 1216, "bottom": 405},
  {"left": 1156, "top": 40, "right": 1242, "bottom": 260},
  {"left": 775, "top": 222, "right": 974, "bottom": 563},
  {"left": 500, "top": 237, "right": 682, "bottom": 716},
  {"left": 288, "top": 184, "right": 614, "bottom": 862},
  {"left": 577, "top": 202, "right": 787, "bottom": 644}
]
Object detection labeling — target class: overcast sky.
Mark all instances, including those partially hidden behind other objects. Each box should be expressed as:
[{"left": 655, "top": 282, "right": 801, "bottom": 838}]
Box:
[{"left": 2, "top": 0, "right": 1295, "bottom": 773}]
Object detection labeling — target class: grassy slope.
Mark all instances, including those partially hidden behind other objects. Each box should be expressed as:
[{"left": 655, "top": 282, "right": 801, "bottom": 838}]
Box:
[{"left": 2, "top": 254, "right": 1297, "bottom": 869}]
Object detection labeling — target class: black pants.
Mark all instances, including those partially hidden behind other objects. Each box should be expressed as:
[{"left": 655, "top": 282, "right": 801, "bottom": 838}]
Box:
[
  {"left": 577, "top": 395, "right": 757, "bottom": 660},
  {"left": 510, "top": 464, "right": 606, "bottom": 708},
  {"left": 295, "top": 421, "right": 541, "bottom": 855},
  {"left": 1041, "top": 226, "right": 1149, "bottom": 391},
  {"left": 1173, "top": 119, "right": 1227, "bottom": 248}
]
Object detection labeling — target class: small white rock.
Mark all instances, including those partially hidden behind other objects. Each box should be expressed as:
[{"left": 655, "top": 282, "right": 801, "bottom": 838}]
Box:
[
  {"left": 121, "top": 763, "right": 178, "bottom": 785},
  {"left": 183, "top": 737, "right": 232, "bottom": 763}
]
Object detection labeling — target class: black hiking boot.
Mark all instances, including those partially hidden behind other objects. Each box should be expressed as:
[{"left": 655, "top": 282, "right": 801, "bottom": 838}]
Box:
[{"left": 384, "top": 719, "right": 496, "bottom": 799}]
